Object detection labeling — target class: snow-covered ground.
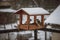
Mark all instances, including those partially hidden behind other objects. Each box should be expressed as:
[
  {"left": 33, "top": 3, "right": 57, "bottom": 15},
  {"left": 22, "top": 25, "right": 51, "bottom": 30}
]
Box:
[
  {"left": 0, "top": 30, "right": 51, "bottom": 40},
  {"left": 0, "top": 23, "right": 51, "bottom": 40}
]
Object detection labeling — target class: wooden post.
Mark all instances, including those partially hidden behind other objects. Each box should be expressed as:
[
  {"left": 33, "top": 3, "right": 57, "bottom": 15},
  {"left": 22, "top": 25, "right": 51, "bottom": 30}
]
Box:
[
  {"left": 34, "top": 15, "right": 36, "bottom": 24},
  {"left": 27, "top": 15, "right": 30, "bottom": 29},
  {"left": 41, "top": 15, "right": 44, "bottom": 27},
  {"left": 4, "top": 24, "right": 6, "bottom": 30},
  {"left": 45, "top": 31, "right": 47, "bottom": 40},
  {"left": 34, "top": 30, "right": 37, "bottom": 40},
  {"left": 20, "top": 15, "right": 22, "bottom": 25},
  {"left": 8, "top": 33, "right": 10, "bottom": 40},
  {"left": 27, "top": 15, "right": 30, "bottom": 24},
  {"left": 45, "top": 24, "right": 47, "bottom": 40}
]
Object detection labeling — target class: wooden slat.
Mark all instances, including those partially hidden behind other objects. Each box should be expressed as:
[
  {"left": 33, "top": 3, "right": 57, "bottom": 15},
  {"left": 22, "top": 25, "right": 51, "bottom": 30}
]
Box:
[
  {"left": 41, "top": 15, "right": 44, "bottom": 27},
  {"left": 0, "top": 29, "right": 19, "bottom": 33},
  {"left": 19, "top": 25, "right": 28, "bottom": 30},
  {"left": 0, "top": 28, "right": 60, "bottom": 34},
  {"left": 27, "top": 15, "right": 30, "bottom": 29},
  {"left": 29, "top": 14, "right": 50, "bottom": 16},
  {"left": 18, "top": 24, "right": 40, "bottom": 30},
  {"left": 34, "top": 15, "right": 36, "bottom": 23},
  {"left": 20, "top": 15, "right": 22, "bottom": 24}
]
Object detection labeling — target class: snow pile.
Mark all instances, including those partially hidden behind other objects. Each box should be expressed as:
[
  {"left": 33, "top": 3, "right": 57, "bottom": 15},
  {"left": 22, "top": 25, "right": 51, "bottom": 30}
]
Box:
[
  {"left": 0, "top": 8, "right": 16, "bottom": 13},
  {"left": 45, "top": 5, "right": 60, "bottom": 25}
]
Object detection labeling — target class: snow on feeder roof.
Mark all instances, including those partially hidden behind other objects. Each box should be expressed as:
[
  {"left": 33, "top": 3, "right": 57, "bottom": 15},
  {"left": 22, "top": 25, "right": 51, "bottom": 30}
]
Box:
[
  {"left": 16, "top": 7, "right": 49, "bottom": 15},
  {"left": 45, "top": 5, "right": 60, "bottom": 25}
]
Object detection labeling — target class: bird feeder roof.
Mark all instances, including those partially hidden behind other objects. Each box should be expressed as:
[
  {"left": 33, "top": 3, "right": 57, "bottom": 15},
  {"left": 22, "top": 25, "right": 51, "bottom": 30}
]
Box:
[{"left": 16, "top": 7, "right": 49, "bottom": 15}]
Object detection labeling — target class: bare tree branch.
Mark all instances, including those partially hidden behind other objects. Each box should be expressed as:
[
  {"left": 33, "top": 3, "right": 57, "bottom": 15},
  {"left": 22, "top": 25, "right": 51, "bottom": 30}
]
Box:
[{"left": 32, "top": 0, "right": 39, "bottom": 7}]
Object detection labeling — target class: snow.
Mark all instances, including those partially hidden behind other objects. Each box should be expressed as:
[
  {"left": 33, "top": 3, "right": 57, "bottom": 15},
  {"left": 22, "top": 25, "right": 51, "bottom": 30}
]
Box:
[
  {"left": 45, "top": 5, "right": 60, "bottom": 25},
  {"left": 0, "top": 8, "right": 16, "bottom": 13},
  {"left": 21, "top": 7, "right": 49, "bottom": 15},
  {"left": 0, "top": 23, "right": 17, "bottom": 30},
  {"left": 0, "top": 8, "right": 50, "bottom": 40},
  {"left": 0, "top": 22, "right": 51, "bottom": 40}
]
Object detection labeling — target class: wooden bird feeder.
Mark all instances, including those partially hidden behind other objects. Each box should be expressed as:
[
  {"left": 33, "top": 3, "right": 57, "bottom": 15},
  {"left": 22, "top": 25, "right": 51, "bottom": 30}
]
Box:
[{"left": 15, "top": 8, "right": 49, "bottom": 30}]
